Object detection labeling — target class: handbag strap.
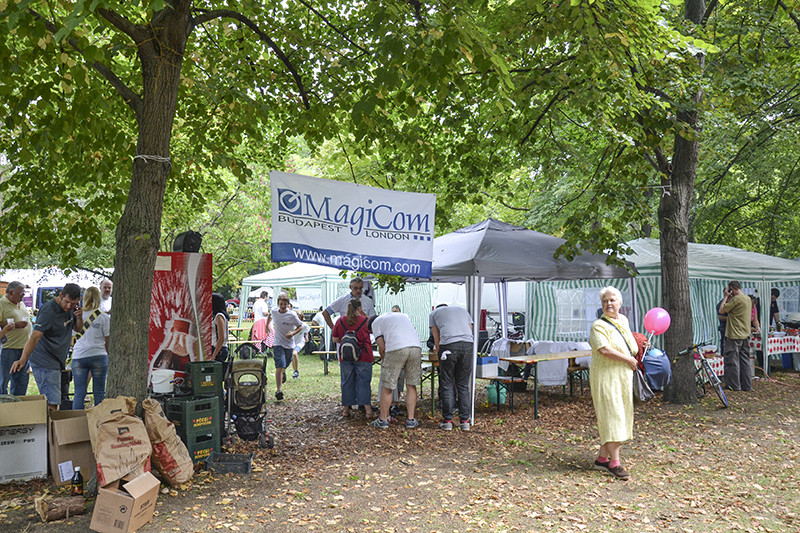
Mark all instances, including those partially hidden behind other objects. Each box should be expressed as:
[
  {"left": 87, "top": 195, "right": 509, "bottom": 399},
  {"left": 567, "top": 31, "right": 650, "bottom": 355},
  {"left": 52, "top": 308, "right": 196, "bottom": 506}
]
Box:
[
  {"left": 72, "top": 309, "right": 101, "bottom": 345},
  {"left": 600, "top": 316, "right": 635, "bottom": 357}
]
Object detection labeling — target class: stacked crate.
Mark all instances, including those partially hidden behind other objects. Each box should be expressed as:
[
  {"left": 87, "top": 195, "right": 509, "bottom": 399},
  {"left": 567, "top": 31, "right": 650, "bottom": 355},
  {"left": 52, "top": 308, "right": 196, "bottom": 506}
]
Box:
[
  {"left": 166, "top": 361, "right": 225, "bottom": 463},
  {"left": 166, "top": 395, "right": 220, "bottom": 463}
]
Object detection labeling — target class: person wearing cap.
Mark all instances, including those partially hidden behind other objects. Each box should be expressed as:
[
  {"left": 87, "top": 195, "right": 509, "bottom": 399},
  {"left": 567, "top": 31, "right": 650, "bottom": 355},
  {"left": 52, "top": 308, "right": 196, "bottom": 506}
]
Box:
[
  {"left": 1, "top": 281, "right": 33, "bottom": 395},
  {"left": 10, "top": 284, "right": 83, "bottom": 410}
]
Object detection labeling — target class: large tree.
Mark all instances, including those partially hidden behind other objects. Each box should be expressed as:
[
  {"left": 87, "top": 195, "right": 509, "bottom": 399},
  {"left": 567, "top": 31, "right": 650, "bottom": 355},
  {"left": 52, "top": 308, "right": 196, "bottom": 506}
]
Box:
[{"left": 0, "top": 1, "right": 507, "bottom": 402}]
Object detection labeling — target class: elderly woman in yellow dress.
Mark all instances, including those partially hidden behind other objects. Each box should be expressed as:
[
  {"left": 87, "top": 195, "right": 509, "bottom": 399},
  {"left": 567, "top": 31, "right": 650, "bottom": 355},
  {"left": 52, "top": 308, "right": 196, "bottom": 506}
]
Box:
[{"left": 589, "top": 286, "right": 643, "bottom": 480}]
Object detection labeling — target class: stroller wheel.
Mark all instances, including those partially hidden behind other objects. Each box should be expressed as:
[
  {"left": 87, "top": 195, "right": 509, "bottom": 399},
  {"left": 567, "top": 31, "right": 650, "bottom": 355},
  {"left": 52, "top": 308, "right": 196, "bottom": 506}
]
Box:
[{"left": 259, "top": 433, "right": 275, "bottom": 449}]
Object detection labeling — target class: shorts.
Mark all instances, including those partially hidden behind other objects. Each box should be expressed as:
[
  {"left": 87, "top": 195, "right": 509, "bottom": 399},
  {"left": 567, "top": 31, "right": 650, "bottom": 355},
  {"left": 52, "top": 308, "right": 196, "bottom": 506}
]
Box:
[
  {"left": 379, "top": 346, "right": 422, "bottom": 390},
  {"left": 31, "top": 365, "right": 62, "bottom": 406},
  {"left": 294, "top": 340, "right": 305, "bottom": 353},
  {"left": 273, "top": 345, "right": 291, "bottom": 369}
]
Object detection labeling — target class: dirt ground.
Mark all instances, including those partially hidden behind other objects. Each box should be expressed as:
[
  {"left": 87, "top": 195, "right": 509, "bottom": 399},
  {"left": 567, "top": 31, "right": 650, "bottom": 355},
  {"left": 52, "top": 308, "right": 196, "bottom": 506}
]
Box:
[{"left": 2, "top": 372, "right": 800, "bottom": 532}]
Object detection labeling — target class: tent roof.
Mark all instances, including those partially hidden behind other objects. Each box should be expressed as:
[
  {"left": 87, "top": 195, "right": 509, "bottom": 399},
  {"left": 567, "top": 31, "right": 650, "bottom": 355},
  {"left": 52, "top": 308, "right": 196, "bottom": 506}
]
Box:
[
  {"left": 625, "top": 238, "right": 800, "bottom": 281},
  {"left": 428, "top": 218, "right": 632, "bottom": 283},
  {"left": 241, "top": 262, "right": 344, "bottom": 289}
]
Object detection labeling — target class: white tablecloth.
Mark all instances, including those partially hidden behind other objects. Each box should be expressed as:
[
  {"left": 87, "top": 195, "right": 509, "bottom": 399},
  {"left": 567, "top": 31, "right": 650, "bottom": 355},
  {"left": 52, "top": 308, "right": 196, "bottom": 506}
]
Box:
[{"left": 748, "top": 335, "right": 800, "bottom": 355}]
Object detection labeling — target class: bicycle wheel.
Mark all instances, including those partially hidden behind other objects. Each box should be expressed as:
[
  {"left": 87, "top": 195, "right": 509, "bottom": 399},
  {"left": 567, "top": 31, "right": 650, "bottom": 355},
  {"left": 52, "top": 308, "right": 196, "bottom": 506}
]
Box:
[
  {"left": 702, "top": 359, "right": 729, "bottom": 408},
  {"left": 695, "top": 367, "right": 707, "bottom": 399}
]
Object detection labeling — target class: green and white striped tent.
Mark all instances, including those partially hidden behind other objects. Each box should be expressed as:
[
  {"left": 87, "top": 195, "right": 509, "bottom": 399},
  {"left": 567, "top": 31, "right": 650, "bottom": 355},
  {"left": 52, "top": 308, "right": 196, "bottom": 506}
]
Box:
[{"left": 527, "top": 238, "right": 800, "bottom": 348}]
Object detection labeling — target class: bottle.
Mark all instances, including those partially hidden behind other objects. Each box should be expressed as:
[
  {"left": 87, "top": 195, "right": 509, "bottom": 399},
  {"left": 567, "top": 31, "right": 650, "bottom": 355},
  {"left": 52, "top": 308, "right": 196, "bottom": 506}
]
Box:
[
  {"left": 71, "top": 466, "right": 84, "bottom": 496},
  {"left": 151, "top": 317, "right": 194, "bottom": 372}
]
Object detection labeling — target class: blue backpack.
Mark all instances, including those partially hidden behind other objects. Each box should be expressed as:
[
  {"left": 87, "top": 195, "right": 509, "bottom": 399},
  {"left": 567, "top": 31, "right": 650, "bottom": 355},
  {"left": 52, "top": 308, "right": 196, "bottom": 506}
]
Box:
[{"left": 642, "top": 348, "right": 672, "bottom": 390}]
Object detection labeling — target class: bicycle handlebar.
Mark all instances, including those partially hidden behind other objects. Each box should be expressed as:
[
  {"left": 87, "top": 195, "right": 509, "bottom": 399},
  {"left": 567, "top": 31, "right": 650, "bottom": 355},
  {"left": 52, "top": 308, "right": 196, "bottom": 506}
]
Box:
[{"left": 675, "top": 340, "right": 710, "bottom": 357}]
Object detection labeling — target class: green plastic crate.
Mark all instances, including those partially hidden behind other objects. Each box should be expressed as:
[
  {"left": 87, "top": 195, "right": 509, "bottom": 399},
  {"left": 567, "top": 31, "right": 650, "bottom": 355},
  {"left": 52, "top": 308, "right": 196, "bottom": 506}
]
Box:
[
  {"left": 185, "top": 431, "right": 219, "bottom": 464},
  {"left": 183, "top": 361, "right": 223, "bottom": 396},
  {"left": 166, "top": 395, "right": 220, "bottom": 441}
]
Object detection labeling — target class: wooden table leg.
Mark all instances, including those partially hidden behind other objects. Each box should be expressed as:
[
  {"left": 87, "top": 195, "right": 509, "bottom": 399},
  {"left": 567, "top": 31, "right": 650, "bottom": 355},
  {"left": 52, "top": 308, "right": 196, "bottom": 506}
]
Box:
[{"left": 534, "top": 362, "right": 539, "bottom": 419}]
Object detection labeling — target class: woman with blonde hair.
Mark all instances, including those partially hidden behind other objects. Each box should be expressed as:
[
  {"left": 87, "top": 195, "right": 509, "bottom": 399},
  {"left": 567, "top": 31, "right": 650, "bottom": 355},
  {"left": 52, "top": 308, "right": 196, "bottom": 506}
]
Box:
[
  {"left": 589, "top": 286, "right": 645, "bottom": 480},
  {"left": 71, "top": 286, "right": 110, "bottom": 408}
]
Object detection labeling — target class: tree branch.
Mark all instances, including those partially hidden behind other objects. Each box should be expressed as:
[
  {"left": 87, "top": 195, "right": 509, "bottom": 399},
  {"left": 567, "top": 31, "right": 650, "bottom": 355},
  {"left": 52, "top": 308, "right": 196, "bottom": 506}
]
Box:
[
  {"left": 212, "top": 259, "right": 245, "bottom": 285},
  {"left": 777, "top": 0, "right": 800, "bottom": 33},
  {"left": 97, "top": 7, "right": 150, "bottom": 43},
  {"left": 479, "top": 191, "right": 528, "bottom": 211},
  {"left": 701, "top": 0, "right": 719, "bottom": 25},
  {"left": 519, "top": 91, "right": 563, "bottom": 146},
  {"left": 191, "top": 9, "right": 310, "bottom": 109},
  {"left": 295, "top": 0, "right": 369, "bottom": 54},
  {"left": 28, "top": 9, "right": 143, "bottom": 116}
]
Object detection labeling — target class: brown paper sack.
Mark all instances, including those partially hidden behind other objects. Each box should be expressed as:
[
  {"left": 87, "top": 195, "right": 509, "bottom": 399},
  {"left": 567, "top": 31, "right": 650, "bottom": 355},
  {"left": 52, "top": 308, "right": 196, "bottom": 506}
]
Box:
[
  {"left": 94, "top": 411, "right": 152, "bottom": 487},
  {"left": 142, "top": 398, "right": 194, "bottom": 486},
  {"left": 86, "top": 396, "right": 137, "bottom": 453}
]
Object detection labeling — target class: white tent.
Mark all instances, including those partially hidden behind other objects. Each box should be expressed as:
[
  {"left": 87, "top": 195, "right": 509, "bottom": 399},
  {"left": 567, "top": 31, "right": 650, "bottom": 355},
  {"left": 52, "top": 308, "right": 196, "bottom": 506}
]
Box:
[
  {"left": 428, "top": 218, "right": 633, "bottom": 422},
  {"left": 239, "top": 263, "right": 345, "bottom": 318},
  {"left": 239, "top": 263, "right": 435, "bottom": 344}
]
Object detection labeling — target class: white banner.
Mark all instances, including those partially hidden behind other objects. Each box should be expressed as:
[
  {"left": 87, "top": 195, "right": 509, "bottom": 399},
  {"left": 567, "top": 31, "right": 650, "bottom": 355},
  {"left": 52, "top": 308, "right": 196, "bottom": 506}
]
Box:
[{"left": 270, "top": 172, "right": 436, "bottom": 278}]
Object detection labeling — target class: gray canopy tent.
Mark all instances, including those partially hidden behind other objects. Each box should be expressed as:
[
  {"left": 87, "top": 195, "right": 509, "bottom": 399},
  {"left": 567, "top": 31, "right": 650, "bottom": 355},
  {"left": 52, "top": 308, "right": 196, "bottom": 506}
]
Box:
[{"left": 427, "top": 218, "right": 633, "bottom": 422}]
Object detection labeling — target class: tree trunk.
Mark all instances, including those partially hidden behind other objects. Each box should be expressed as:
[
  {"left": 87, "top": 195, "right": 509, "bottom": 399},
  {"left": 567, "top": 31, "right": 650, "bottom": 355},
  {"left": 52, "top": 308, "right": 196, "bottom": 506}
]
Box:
[
  {"left": 662, "top": 0, "right": 705, "bottom": 404},
  {"left": 107, "top": 5, "right": 190, "bottom": 405}
]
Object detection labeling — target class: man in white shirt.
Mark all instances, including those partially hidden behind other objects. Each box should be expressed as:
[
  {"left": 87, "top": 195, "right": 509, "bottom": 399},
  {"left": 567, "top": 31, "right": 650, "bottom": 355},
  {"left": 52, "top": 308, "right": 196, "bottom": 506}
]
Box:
[
  {"left": 252, "top": 291, "right": 270, "bottom": 321},
  {"left": 322, "top": 278, "right": 375, "bottom": 330},
  {"left": 99, "top": 279, "right": 113, "bottom": 313},
  {"left": 368, "top": 313, "right": 421, "bottom": 429}
]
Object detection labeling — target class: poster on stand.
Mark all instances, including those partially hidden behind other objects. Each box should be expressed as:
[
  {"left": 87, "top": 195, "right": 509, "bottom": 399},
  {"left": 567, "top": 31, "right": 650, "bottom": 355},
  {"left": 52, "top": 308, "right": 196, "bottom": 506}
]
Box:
[{"left": 148, "top": 252, "right": 213, "bottom": 387}]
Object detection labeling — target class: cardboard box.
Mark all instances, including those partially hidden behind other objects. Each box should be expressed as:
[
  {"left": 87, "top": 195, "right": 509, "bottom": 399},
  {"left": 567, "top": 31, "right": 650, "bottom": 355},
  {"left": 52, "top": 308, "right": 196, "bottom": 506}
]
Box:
[
  {"left": 48, "top": 410, "right": 97, "bottom": 485},
  {"left": 90, "top": 471, "right": 161, "bottom": 533},
  {"left": 476, "top": 355, "right": 499, "bottom": 378},
  {"left": 0, "top": 395, "right": 48, "bottom": 483}
]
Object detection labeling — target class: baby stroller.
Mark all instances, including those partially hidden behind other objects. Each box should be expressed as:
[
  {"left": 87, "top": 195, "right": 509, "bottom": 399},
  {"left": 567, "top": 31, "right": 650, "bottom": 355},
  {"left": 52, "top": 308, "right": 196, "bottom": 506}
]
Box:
[{"left": 224, "top": 357, "right": 274, "bottom": 449}]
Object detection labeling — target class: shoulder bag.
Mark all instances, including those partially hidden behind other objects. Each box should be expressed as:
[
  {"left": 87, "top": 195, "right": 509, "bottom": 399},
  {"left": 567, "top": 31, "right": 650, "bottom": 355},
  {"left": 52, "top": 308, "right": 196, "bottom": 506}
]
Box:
[{"left": 600, "top": 317, "right": 654, "bottom": 404}]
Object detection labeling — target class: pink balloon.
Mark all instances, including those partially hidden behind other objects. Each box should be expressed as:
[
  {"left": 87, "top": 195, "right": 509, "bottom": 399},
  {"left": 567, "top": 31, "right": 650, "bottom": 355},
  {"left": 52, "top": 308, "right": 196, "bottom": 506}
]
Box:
[{"left": 643, "top": 307, "right": 671, "bottom": 335}]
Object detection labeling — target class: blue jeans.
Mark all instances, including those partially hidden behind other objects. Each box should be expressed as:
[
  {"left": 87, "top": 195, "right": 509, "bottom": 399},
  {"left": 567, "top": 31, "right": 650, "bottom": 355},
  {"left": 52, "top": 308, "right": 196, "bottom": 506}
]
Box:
[
  {"left": 1, "top": 348, "right": 30, "bottom": 395},
  {"left": 72, "top": 355, "right": 108, "bottom": 409},
  {"left": 31, "top": 365, "right": 61, "bottom": 406},
  {"left": 273, "top": 345, "right": 291, "bottom": 369},
  {"left": 438, "top": 341, "right": 473, "bottom": 422},
  {"left": 340, "top": 360, "right": 373, "bottom": 407}
]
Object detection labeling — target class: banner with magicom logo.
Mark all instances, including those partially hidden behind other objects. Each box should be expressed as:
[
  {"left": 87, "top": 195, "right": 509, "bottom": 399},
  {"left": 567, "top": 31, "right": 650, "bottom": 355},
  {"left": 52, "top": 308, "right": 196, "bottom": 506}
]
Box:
[{"left": 270, "top": 171, "right": 436, "bottom": 278}]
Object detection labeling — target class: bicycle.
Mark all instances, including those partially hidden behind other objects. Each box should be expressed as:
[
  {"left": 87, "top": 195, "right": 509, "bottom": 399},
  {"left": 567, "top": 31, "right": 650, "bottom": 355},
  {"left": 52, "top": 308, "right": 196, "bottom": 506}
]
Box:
[
  {"left": 481, "top": 312, "right": 525, "bottom": 354},
  {"left": 676, "top": 342, "right": 728, "bottom": 408}
]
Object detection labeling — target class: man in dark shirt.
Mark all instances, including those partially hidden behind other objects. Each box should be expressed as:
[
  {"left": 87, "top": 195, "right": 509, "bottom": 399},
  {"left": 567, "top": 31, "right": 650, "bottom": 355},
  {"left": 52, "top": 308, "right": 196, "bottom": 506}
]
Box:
[
  {"left": 716, "top": 289, "right": 727, "bottom": 349},
  {"left": 770, "top": 288, "right": 782, "bottom": 330},
  {"left": 11, "top": 284, "right": 83, "bottom": 409}
]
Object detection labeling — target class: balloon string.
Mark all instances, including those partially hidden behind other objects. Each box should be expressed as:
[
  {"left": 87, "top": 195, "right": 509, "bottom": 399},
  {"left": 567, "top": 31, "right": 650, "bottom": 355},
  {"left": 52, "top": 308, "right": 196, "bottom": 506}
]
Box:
[{"left": 646, "top": 331, "right": 654, "bottom": 345}]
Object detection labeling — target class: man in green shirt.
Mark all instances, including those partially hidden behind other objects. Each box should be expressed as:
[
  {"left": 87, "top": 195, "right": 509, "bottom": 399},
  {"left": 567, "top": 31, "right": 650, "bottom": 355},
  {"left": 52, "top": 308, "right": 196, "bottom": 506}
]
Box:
[
  {"left": 0, "top": 281, "right": 33, "bottom": 395},
  {"left": 719, "top": 280, "right": 752, "bottom": 392}
]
